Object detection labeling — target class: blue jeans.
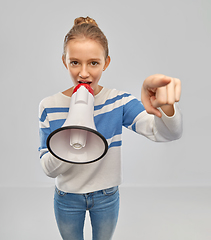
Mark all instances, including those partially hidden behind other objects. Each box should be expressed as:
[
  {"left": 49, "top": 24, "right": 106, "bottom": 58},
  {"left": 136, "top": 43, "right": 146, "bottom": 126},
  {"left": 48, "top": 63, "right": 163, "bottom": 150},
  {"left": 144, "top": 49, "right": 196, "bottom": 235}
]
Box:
[{"left": 54, "top": 186, "right": 119, "bottom": 240}]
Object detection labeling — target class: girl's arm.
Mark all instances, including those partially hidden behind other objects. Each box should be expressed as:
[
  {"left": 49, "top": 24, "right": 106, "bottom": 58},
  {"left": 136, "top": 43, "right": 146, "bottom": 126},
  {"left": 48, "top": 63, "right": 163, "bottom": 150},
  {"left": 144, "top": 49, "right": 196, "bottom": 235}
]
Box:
[
  {"left": 124, "top": 100, "right": 182, "bottom": 142},
  {"left": 123, "top": 74, "right": 182, "bottom": 141},
  {"left": 39, "top": 104, "right": 73, "bottom": 178}
]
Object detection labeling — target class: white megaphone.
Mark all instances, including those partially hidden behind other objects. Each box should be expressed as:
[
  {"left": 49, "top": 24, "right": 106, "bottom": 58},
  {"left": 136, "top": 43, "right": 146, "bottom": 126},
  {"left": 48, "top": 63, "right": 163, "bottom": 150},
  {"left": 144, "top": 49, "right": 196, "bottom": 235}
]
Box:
[{"left": 46, "top": 83, "right": 108, "bottom": 164}]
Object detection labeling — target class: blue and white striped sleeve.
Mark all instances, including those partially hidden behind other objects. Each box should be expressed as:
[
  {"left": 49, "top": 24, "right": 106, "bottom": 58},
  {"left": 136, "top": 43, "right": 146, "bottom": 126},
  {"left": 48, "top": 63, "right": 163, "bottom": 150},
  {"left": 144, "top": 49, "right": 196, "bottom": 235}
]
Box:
[
  {"left": 123, "top": 95, "right": 182, "bottom": 142},
  {"left": 38, "top": 99, "right": 72, "bottom": 178},
  {"left": 39, "top": 106, "right": 51, "bottom": 159}
]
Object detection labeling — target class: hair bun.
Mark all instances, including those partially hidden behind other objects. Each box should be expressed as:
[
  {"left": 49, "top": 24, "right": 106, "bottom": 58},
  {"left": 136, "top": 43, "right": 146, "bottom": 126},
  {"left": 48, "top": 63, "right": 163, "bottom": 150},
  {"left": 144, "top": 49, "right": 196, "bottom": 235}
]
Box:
[{"left": 74, "top": 16, "right": 98, "bottom": 27}]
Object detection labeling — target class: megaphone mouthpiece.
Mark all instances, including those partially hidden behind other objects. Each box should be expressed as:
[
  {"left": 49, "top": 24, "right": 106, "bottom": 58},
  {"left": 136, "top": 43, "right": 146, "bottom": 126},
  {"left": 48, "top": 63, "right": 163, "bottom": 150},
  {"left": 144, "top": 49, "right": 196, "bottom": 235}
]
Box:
[{"left": 72, "top": 83, "right": 94, "bottom": 96}]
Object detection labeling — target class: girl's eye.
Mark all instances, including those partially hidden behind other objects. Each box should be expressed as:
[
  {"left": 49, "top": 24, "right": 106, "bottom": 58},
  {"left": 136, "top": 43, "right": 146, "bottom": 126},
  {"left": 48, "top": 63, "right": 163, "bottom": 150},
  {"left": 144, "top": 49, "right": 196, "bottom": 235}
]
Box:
[
  {"left": 70, "top": 61, "right": 78, "bottom": 66},
  {"left": 91, "top": 61, "right": 98, "bottom": 66}
]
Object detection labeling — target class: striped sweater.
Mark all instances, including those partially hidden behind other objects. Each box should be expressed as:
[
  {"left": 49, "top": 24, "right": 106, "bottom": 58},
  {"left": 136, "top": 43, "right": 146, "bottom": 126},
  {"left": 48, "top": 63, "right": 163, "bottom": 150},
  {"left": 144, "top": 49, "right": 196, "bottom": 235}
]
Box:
[{"left": 39, "top": 87, "right": 182, "bottom": 193}]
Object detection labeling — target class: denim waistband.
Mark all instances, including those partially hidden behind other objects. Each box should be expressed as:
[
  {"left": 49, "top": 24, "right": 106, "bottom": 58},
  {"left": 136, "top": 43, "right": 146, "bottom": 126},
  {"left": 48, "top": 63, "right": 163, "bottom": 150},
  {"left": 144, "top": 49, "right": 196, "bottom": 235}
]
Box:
[{"left": 55, "top": 185, "right": 118, "bottom": 195}]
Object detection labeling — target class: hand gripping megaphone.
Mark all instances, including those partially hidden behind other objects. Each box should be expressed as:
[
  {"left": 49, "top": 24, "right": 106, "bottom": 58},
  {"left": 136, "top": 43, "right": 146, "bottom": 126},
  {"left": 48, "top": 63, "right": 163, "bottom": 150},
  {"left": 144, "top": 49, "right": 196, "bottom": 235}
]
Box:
[{"left": 46, "top": 83, "right": 108, "bottom": 164}]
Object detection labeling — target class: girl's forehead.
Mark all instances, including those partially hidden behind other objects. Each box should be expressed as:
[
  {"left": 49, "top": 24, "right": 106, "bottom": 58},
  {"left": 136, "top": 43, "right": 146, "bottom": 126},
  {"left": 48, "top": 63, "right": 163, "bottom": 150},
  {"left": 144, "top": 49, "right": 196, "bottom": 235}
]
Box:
[
  {"left": 67, "top": 38, "right": 102, "bottom": 48},
  {"left": 66, "top": 38, "right": 105, "bottom": 57}
]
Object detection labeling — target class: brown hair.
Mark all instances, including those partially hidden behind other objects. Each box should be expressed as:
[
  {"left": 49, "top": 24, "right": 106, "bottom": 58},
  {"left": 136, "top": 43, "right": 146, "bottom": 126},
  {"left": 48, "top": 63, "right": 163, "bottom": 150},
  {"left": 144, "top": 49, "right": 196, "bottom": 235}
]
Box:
[{"left": 63, "top": 16, "right": 109, "bottom": 59}]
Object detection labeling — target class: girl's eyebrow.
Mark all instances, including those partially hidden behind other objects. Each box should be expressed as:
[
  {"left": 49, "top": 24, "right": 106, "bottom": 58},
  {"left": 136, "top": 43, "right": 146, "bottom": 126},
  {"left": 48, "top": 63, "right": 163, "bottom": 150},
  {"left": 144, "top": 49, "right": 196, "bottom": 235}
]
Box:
[
  {"left": 89, "top": 58, "right": 102, "bottom": 61},
  {"left": 68, "top": 57, "right": 79, "bottom": 61},
  {"left": 68, "top": 58, "right": 102, "bottom": 62}
]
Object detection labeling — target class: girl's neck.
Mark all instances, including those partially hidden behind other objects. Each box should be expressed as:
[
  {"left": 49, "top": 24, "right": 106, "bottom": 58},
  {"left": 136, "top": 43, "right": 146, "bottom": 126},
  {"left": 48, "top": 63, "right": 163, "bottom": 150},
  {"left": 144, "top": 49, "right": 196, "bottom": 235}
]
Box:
[{"left": 62, "top": 87, "right": 74, "bottom": 97}]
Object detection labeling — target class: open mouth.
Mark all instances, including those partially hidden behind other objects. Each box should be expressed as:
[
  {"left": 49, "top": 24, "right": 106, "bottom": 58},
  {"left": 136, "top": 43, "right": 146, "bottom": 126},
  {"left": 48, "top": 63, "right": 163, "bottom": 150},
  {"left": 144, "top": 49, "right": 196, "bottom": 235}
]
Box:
[{"left": 78, "top": 81, "right": 92, "bottom": 85}]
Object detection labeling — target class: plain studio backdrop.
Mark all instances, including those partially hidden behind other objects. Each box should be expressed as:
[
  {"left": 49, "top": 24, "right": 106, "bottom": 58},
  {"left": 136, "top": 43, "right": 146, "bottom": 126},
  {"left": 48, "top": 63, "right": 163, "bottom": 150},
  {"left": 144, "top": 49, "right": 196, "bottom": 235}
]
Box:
[{"left": 0, "top": 0, "right": 211, "bottom": 239}]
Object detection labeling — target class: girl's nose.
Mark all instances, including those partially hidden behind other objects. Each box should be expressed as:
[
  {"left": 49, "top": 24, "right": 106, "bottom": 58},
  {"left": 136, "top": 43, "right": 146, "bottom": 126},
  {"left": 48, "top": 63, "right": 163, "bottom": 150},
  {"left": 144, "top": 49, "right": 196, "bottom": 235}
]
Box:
[{"left": 79, "top": 66, "right": 90, "bottom": 79}]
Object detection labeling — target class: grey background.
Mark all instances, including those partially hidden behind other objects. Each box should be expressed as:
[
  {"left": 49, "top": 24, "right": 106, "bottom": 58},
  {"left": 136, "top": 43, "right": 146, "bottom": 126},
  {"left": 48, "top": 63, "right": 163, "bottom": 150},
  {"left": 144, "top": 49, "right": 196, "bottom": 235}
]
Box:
[
  {"left": 1, "top": 0, "right": 210, "bottom": 188},
  {"left": 1, "top": 0, "right": 211, "bottom": 239}
]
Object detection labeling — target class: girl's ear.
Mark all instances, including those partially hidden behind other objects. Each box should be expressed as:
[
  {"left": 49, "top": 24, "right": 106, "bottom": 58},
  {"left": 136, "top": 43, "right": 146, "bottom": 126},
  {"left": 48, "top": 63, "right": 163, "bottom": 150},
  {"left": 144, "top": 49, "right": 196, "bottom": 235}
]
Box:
[
  {"left": 62, "top": 55, "right": 68, "bottom": 69},
  {"left": 103, "top": 56, "right": 111, "bottom": 71}
]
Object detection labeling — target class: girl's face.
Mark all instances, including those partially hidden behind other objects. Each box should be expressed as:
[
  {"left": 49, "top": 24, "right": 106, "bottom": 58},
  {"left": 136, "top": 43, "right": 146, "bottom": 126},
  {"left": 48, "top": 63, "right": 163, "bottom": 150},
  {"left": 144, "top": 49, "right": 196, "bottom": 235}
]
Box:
[{"left": 62, "top": 38, "right": 110, "bottom": 95}]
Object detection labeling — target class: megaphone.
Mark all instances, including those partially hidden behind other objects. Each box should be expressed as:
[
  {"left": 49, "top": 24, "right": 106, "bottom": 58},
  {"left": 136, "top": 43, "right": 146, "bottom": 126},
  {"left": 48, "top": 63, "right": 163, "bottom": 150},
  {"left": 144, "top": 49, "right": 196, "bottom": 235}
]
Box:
[{"left": 46, "top": 83, "right": 108, "bottom": 164}]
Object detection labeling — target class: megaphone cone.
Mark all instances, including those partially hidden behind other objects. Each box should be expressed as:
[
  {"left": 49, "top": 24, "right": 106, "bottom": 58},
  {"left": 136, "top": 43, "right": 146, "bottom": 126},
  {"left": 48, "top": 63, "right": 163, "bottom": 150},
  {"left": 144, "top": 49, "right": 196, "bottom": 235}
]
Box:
[{"left": 46, "top": 84, "right": 108, "bottom": 164}]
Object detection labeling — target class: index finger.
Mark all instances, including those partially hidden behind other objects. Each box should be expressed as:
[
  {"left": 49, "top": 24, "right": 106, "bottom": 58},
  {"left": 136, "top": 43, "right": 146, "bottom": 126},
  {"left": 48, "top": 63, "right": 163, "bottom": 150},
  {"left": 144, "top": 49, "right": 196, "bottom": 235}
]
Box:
[{"left": 143, "top": 74, "right": 172, "bottom": 90}]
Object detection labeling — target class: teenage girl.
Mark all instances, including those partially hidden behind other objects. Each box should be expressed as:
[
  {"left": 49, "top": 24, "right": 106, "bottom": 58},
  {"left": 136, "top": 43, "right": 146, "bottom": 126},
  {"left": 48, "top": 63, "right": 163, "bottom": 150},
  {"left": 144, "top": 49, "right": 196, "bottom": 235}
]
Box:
[{"left": 39, "top": 16, "right": 182, "bottom": 240}]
